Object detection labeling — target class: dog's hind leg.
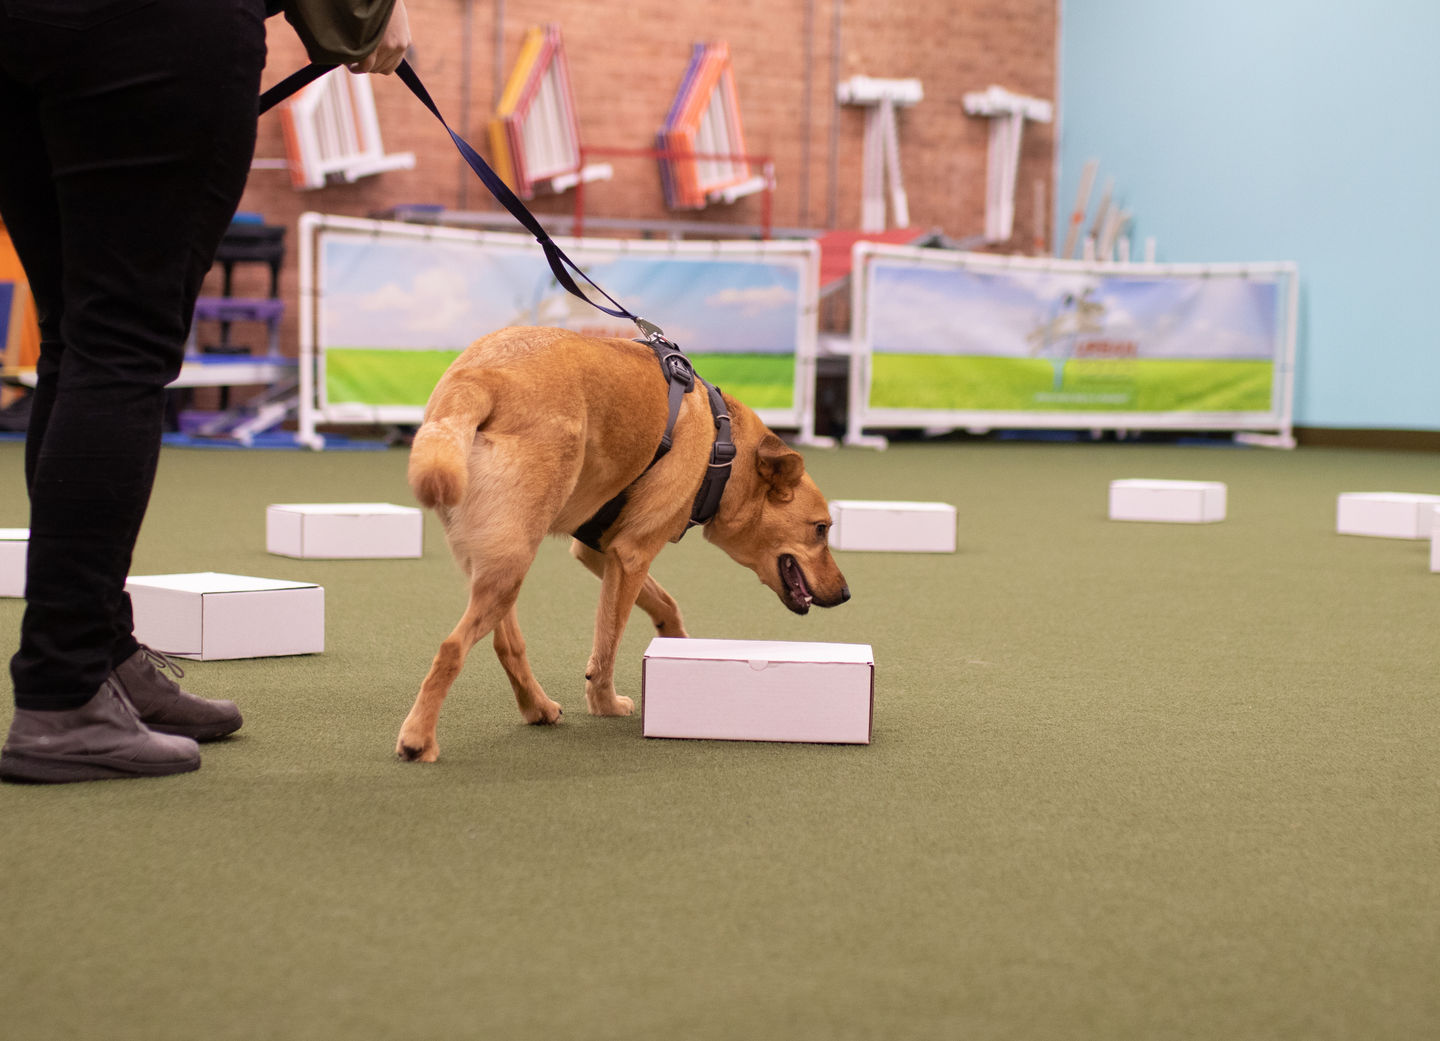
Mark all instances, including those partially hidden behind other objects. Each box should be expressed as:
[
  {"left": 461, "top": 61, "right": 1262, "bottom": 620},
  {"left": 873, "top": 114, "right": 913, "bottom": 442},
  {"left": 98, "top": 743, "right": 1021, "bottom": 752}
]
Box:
[
  {"left": 493, "top": 604, "right": 563, "bottom": 724},
  {"left": 569, "top": 539, "right": 688, "bottom": 638},
  {"left": 396, "top": 561, "right": 530, "bottom": 763}
]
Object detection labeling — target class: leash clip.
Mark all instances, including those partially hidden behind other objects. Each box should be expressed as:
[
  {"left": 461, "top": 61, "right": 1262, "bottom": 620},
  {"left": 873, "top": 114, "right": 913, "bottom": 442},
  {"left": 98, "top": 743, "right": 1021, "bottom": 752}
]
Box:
[{"left": 635, "top": 317, "right": 667, "bottom": 343}]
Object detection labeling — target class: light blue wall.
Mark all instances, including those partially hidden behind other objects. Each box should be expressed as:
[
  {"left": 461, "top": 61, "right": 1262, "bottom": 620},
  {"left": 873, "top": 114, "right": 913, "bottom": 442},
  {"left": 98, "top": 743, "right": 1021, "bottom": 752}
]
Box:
[{"left": 1057, "top": 1, "right": 1440, "bottom": 430}]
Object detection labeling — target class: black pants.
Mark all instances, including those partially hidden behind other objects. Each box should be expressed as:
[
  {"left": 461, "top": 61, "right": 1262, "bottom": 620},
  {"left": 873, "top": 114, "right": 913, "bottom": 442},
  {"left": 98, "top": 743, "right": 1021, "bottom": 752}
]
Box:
[{"left": 0, "top": 0, "right": 267, "bottom": 709}]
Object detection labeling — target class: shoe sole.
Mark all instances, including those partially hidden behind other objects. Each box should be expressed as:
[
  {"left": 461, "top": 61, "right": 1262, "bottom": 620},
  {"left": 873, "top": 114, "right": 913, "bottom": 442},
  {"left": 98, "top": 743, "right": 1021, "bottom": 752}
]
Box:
[
  {"left": 0, "top": 750, "right": 201, "bottom": 784},
  {"left": 145, "top": 719, "right": 243, "bottom": 742}
]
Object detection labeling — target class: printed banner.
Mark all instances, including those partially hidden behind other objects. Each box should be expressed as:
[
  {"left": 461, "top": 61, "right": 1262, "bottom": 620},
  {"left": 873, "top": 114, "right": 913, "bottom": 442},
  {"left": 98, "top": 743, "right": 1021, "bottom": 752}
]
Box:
[
  {"left": 853, "top": 247, "right": 1296, "bottom": 437},
  {"left": 313, "top": 220, "right": 815, "bottom": 422}
]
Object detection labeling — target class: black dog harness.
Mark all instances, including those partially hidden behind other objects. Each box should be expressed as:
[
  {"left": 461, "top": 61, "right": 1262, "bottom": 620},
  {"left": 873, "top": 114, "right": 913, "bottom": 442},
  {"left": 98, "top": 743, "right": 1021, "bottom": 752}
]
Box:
[{"left": 572, "top": 335, "right": 735, "bottom": 552}]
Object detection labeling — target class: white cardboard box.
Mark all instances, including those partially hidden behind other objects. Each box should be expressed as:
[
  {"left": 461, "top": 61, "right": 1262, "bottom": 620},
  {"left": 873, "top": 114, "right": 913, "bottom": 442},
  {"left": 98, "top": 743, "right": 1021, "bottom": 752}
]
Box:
[
  {"left": 642, "top": 637, "right": 874, "bottom": 744},
  {"left": 1336, "top": 492, "right": 1440, "bottom": 540},
  {"left": 125, "top": 572, "right": 324, "bottom": 660},
  {"left": 267, "top": 502, "right": 423, "bottom": 559},
  {"left": 1109, "top": 479, "right": 1227, "bottom": 523},
  {"left": 0, "top": 528, "right": 26, "bottom": 598},
  {"left": 828, "top": 500, "right": 956, "bottom": 553}
]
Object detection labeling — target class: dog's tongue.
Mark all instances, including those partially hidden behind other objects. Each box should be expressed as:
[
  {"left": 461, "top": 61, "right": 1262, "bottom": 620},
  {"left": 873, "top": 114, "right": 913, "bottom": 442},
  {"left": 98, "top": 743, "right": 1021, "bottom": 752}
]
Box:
[{"left": 781, "top": 555, "right": 813, "bottom": 607}]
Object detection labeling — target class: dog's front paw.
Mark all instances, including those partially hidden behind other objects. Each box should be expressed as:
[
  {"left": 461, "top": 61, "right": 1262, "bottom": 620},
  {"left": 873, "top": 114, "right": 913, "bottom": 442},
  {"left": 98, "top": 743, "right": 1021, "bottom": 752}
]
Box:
[{"left": 396, "top": 729, "right": 439, "bottom": 763}]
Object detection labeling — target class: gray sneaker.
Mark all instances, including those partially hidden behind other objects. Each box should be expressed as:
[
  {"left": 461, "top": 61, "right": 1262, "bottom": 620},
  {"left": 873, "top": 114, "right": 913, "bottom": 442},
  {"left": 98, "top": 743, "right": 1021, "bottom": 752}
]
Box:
[
  {"left": 1, "top": 679, "right": 201, "bottom": 783},
  {"left": 112, "top": 646, "right": 243, "bottom": 742}
]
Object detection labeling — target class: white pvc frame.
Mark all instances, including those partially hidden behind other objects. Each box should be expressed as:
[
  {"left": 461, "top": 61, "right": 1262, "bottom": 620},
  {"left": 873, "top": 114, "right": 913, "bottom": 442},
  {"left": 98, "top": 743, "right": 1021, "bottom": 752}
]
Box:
[
  {"left": 282, "top": 70, "right": 414, "bottom": 190},
  {"left": 846, "top": 243, "right": 1299, "bottom": 449},
  {"left": 297, "top": 213, "right": 824, "bottom": 449}
]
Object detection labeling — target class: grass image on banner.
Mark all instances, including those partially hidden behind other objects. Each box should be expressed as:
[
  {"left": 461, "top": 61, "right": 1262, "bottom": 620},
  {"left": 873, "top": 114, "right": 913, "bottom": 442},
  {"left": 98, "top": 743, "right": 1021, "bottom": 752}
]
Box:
[
  {"left": 326, "top": 348, "right": 462, "bottom": 406},
  {"left": 870, "top": 355, "right": 1274, "bottom": 413},
  {"left": 324, "top": 348, "right": 797, "bottom": 411},
  {"left": 688, "top": 353, "right": 795, "bottom": 409}
]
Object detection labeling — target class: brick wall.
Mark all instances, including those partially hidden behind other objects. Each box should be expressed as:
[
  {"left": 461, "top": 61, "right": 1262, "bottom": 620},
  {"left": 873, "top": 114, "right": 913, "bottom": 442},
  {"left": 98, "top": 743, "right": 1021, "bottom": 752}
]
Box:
[{"left": 219, "top": 0, "right": 1056, "bottom": 353}]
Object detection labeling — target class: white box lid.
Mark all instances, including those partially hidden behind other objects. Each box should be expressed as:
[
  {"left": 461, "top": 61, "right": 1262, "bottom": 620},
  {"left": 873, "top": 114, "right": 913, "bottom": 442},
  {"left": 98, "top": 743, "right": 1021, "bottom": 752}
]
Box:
[
  {"left": 268, "top": 503, "right": 420, "bottom": 515},
  {"left": 830, "top": 500, "right": 955, "bottom": 513},
  {"left": 645, "top": 637, "right": 874, "bottom": 666},
  {"left": 1110, "top": 479, "right": 1225, "bottom": 491},
  {"left": 1338, "top": 492, "right": 1440, "bottom": 503},
  {"left": 126, "top": 572, "right": 319, "bottom": 592}
]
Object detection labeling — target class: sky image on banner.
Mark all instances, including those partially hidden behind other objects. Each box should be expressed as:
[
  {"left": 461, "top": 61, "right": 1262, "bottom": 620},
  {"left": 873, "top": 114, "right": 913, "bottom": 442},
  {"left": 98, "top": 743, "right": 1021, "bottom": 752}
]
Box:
[
  {"left": 864, "top": 258, "right": 1285, "bottom": 415},
  {"left": 318, "top": 232, "right": 805, "bottom": 412}
]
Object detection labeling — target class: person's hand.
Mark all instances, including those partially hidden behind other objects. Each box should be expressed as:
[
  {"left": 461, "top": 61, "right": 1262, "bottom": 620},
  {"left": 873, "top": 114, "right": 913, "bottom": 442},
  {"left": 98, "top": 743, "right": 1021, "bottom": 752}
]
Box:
[{"left": 348, "top": 0, "right": 411, "bottom": 75}]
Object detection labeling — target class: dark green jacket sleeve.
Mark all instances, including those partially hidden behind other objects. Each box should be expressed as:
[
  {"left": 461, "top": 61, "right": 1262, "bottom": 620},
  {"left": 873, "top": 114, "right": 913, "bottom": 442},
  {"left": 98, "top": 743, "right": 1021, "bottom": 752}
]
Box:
[{"left": 282, "top": 0, "right": 399, "bottom": 64}]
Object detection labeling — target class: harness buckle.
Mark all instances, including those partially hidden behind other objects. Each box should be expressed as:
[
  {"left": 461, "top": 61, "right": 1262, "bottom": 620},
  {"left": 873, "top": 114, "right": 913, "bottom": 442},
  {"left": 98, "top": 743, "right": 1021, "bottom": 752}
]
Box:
[{"left": 662, "top": 352, "right": 695, "bottom": 392}]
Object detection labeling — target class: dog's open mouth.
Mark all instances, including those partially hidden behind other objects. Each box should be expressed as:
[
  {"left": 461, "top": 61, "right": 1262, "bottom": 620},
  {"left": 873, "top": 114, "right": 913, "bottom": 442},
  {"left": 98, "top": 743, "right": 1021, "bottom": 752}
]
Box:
[{"left": 778, "top": 554, "right": 813, "bottom": 615}]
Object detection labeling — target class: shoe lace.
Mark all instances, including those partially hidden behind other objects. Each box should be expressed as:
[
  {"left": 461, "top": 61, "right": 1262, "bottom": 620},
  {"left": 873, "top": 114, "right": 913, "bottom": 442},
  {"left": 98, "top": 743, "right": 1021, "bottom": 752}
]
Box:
[{"left": 138, "top": 644, "right": 186, "bottom": 683}]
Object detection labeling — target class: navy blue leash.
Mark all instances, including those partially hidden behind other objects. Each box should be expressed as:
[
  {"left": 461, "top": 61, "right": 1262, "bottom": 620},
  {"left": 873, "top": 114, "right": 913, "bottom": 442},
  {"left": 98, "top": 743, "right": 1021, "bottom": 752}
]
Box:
[{"left": 259, "top": 60, "right": 666, "bottom": 340}]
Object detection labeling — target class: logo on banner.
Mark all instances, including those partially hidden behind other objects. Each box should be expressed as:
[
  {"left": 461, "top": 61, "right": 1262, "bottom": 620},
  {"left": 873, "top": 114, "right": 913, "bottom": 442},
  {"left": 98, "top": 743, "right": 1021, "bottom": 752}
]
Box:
[{"left": 1026, "top": 287, "right": 1138, "bottom": 403}]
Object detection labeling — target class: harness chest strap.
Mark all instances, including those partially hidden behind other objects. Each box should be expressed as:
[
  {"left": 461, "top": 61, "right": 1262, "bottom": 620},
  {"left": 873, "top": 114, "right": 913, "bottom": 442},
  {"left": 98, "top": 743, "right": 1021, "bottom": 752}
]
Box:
[{"left": 688, "top": 380, "right": 735, "bottom": 530}]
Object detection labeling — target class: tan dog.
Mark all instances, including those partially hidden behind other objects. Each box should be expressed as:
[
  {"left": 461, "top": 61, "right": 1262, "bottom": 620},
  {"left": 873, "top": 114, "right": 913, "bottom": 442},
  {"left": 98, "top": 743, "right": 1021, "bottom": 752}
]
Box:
[{"left": 396, "top": 326, "right": 850, "bottom": 762}]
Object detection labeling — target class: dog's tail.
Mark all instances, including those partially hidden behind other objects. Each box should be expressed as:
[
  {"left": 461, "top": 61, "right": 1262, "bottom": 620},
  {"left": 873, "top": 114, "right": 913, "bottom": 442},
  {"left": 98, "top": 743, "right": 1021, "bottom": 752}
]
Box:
[{"left": 408, "top": 371, "right": 496, "bottom": 510}]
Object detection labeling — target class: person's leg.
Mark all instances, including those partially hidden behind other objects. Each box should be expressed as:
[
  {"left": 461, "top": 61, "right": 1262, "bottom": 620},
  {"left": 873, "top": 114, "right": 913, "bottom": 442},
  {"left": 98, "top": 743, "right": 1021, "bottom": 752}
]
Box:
[
  {"left": 0, "top": 45, "right": 62, "bottom": 497},
  {"left": 1, "top": 0, "right": 267, "bottom": 712},
  {"left": 1, "top": 0, "right": 265, "bottom": 780},
  {"left": 0, "top": 29, "right": 77, "bottom": 704}
]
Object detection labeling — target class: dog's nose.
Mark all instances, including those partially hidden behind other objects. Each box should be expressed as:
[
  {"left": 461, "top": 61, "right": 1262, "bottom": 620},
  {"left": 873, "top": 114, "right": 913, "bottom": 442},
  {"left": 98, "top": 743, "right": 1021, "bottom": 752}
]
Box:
[{"left": 836, "top": 585, "right": 851, "bottom": 605}]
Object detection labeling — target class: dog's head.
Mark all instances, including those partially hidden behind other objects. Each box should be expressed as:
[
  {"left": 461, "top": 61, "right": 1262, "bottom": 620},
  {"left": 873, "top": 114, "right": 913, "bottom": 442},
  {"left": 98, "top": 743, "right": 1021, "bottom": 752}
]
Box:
[{"left": 707, "top": 433, "right": 850, "bottom": 615}]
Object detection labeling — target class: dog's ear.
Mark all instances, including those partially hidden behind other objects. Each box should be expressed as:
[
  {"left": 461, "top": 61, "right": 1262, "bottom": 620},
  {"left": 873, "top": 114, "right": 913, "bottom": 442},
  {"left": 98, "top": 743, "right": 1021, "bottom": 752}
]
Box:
[{"left": 755, "top": 433, "right": 805, "bottom": 501}]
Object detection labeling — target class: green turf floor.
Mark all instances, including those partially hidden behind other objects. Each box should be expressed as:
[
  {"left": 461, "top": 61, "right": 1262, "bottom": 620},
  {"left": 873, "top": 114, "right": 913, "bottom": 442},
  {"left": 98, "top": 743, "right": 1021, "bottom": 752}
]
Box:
[{"left": 1, "top": 436, "right": 1437, "bottom": 1040}]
